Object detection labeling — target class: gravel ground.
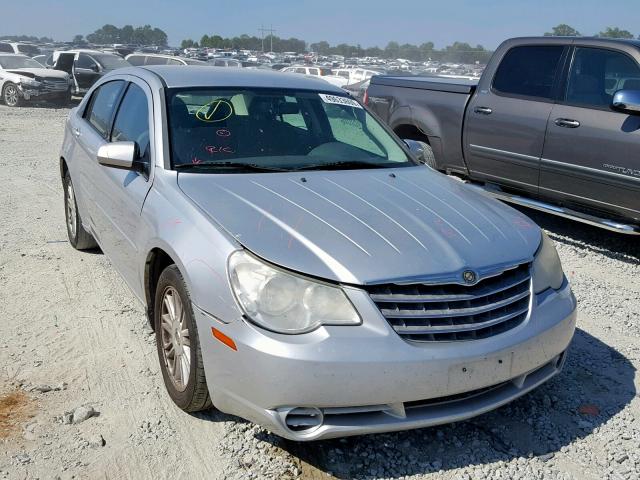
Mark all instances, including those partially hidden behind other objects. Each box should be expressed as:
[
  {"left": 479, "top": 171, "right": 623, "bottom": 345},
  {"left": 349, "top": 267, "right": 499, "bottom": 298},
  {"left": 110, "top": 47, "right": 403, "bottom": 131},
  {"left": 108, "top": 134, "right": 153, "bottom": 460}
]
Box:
[{"left": 0, "top": 104, "right": 638, "bottom": 480}]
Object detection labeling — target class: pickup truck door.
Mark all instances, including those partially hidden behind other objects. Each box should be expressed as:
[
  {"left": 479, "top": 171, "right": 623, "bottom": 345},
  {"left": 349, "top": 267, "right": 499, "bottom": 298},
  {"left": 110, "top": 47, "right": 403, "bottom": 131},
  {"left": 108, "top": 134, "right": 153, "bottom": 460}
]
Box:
[
  {"left": 540, "top": 46, "right": 640, "bottom": 222},
  {"left": 463, "top": 45, "right": 567, "bottom": 195}
]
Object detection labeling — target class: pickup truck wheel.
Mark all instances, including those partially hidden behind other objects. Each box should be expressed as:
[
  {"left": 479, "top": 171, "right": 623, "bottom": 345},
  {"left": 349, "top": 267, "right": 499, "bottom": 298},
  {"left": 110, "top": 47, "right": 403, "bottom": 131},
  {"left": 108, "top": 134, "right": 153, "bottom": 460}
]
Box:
[
  {"left": 63, "top": 171, "right": 97, "bottom": 250},
  {"left": 2, "top": 82, "right": 21, "bottom": 107},
  {"left": 155, "top": 265, "right": 212, "bottom": 412},
  {"left": 416, "top": 141, "right": 437, "bottom": 169}
]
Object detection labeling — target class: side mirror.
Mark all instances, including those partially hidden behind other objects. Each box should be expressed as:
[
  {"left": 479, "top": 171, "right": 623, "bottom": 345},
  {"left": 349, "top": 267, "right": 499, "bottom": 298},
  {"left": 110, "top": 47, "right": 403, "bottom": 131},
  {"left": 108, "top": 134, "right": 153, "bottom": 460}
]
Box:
[
  {"left": 403, "top": 139, "right": 425, "bottom": 161},
  {"left": 97, "top": 141, "right": 137, "bottom": 169},
  {"left": 612, "top": 89, "right": 640, "bottom": 114}
]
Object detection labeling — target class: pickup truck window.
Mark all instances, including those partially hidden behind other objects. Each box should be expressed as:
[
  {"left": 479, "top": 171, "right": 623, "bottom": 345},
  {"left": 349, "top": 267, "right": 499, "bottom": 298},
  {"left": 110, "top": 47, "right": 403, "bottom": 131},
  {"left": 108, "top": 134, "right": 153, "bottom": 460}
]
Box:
[
  {"left": 566, "top": 47, "right": 640, "bottom": 109},
  {"left": 167, "top": 88, "right": 412, "bottom": 171},
  {"left": 492, "top": 45, "right": 564, "bottom": 100}
]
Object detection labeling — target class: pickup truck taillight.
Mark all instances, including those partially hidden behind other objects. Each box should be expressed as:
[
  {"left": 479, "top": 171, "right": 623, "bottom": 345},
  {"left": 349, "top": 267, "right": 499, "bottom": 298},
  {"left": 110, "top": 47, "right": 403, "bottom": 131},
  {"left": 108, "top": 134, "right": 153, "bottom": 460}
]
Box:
[{"left": 363, "top": 89, "right": 369, "bottom": 105}]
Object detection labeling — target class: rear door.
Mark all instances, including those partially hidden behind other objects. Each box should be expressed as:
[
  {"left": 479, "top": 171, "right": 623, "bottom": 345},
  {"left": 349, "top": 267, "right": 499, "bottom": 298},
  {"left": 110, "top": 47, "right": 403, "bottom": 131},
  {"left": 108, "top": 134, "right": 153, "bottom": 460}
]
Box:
[
  {"left": 464, "top": 45, "right": 567, "bottom": 195},
  {"left": 540, "top": 46, "right": 640, "bottom": 222}
]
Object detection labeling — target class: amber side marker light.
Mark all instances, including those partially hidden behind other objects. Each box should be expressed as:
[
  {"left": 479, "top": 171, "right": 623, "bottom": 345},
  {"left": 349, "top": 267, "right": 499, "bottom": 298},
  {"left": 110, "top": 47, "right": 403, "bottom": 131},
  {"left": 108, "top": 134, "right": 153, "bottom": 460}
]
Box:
[{"left": 211, "top": 327, "right": 237, "bottom": 351}]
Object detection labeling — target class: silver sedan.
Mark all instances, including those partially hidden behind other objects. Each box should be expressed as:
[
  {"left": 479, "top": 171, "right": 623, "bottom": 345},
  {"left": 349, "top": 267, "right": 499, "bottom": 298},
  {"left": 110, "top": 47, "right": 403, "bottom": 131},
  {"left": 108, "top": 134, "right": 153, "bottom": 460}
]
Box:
[{"left": 60, "top": 66, "right": 576, "bottom": 440}]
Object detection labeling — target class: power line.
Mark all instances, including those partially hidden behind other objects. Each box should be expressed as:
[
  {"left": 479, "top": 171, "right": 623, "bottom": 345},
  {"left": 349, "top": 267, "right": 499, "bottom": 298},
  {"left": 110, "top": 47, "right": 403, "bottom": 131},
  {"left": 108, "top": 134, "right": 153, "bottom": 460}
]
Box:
[{"left": 258, "top": 25, "right": 276, "bottom": 52}]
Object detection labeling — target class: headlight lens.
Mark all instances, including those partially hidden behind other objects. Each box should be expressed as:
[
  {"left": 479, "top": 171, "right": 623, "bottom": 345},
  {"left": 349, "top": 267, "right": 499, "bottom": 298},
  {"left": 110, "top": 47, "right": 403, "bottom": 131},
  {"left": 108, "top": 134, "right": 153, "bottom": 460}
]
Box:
[
  {"left": 531, "top": 232, "right": 564, "bottom": 293},
  {"left": 228, "top": 250, "right": 361, "bottom": 334},
  {"left": 19, "top": 77, "right": 40, "bottom": 87}
]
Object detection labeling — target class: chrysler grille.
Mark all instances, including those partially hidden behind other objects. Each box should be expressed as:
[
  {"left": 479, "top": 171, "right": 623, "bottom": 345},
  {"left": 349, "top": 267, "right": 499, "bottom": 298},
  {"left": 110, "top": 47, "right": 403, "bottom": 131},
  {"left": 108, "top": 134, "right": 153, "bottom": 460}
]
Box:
[{"left": 368, "top": 263, "right": 531, "bottom": 341}]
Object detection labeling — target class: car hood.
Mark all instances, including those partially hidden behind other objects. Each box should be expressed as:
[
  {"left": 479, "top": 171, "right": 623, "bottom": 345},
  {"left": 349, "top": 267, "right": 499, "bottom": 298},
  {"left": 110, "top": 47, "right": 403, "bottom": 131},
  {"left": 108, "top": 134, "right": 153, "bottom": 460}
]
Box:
[
  {"left": 178, "top": 167, "right": 541, "bottom": 285},
  {"left": 6, "top": 68, "right": 68, "bottom": 79}
]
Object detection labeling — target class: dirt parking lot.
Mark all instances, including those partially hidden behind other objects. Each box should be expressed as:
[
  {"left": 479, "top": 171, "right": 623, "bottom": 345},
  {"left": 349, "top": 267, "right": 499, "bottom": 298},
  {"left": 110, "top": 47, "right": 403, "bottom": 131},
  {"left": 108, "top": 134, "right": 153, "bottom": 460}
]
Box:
[{"left": 0, "top": 104, "right": 639, "bottom": 480}]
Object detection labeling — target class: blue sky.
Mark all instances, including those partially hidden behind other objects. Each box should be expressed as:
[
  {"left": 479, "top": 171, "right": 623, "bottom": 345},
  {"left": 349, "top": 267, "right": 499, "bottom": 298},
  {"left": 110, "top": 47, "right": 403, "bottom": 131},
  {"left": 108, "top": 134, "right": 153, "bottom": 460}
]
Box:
[{"left": 8, "top": 0, "right": 640, "bottom": 48}]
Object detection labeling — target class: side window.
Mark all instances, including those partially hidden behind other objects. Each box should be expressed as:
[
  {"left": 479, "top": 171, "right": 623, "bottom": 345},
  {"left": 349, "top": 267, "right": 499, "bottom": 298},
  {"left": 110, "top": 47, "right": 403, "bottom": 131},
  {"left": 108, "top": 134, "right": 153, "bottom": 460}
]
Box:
[
  {"left": 111, "top": 84, "right": 151, "bottom": 164},
  {"left": 0, "top": 44, "right": 13, "bottom": 53},
  {"left": 566, "top": 47, "right": 640, "bottom": 109},
  {"left": 214, "top": 60, "right": 225, "bottom": 66},
  {"left": 145, "top": 56, "right": 167, "bottom": 66},
  {"left": 492, "top": 45, "right": 564, "bottom": 100},
  {"left": 76, "top": 54, "right": 97, "bottom": 70},
  {"left": 308, "top": 68, "right": 319, "bottom": 76},
  {"left": 84, "top": 80, "right": 125, "bottom": 138},
  {"left": 295, "top": 67, "right": 306, "bottom": 74},
  {"left": 126, "top": 55, "right": 145, "bottom": 66},
  {"left": 166, "top": 58, "right": 183, "bottom": 66}
]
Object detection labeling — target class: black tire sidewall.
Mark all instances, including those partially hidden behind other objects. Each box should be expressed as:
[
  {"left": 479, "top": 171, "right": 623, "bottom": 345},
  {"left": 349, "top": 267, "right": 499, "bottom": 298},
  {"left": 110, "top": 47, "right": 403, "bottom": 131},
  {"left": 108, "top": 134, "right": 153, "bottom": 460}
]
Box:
[{"left": 154, "top": 265, "right": 202, "bottom": 410}]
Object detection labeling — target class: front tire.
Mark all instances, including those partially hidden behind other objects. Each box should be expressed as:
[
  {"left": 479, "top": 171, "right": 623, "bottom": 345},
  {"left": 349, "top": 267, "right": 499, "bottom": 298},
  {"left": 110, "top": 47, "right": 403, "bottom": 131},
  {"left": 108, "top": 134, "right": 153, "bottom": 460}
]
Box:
[
  {"left": 155, "top": 265, "right": 211, "bottom": 412},
  {"left": 63, "top": 171, "right": 97, "bottom": 250},
  {"left": 2, "top": 82, "right": 21, "bottom": 107}
]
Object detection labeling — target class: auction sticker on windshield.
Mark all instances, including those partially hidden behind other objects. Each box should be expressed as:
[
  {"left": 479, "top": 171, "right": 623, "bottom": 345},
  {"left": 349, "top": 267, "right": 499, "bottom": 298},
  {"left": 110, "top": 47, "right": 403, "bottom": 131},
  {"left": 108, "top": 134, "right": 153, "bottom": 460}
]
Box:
[{"left": 319, "top": 93, "right": 363, "bottom": 109}]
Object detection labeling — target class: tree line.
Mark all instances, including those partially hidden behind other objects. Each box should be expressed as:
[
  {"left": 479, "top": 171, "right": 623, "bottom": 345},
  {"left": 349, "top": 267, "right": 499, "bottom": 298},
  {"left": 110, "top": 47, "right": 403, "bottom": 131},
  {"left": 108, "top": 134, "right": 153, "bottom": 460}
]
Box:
[
  {"left": 545, "top": 24, "right": 638, "bottom": 39},
  {"left": 74, "top": 24, "right": 169, "bottom": 46}
]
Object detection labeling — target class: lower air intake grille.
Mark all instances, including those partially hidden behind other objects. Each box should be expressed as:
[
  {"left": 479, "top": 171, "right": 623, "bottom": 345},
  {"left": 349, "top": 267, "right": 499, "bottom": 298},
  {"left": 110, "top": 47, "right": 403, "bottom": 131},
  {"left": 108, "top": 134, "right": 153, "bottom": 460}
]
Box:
[{"left": 367, "top": 263, "right": 531, "bottom": 342}]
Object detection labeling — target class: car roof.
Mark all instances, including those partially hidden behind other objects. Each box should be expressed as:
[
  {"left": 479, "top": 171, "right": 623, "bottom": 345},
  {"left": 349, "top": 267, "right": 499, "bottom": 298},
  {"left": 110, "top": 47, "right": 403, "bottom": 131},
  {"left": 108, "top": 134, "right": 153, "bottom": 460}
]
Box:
[
  {"left": 507, "top": 36, "right": 640, "bottom": 49},
  {"left": 0, "top": 53, "right": 28, "bottom": 58},
  {"left": 139, "top": 65, "right": 345, "bottom": 92}
]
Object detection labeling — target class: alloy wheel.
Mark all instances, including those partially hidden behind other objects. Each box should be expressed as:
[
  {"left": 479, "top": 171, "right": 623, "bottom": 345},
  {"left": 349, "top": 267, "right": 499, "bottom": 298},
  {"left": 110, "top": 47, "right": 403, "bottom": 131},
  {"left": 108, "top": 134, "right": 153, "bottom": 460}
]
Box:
[
  {"left": 66, "top": 182, "right": 77, "bottom": 239},
  {"left": 160, "top": 286, "right": 191, "bottom": 392},
  {"left": 4, "top": 85, "right": 18, "bottom": 107}
]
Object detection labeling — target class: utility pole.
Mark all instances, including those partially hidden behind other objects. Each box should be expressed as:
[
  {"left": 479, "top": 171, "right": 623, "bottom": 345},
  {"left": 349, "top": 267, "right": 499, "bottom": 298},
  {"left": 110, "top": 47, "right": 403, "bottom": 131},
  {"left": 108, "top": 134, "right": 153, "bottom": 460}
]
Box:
[{"left": 258, "top": 25, "right": 276, "bottom": 52}]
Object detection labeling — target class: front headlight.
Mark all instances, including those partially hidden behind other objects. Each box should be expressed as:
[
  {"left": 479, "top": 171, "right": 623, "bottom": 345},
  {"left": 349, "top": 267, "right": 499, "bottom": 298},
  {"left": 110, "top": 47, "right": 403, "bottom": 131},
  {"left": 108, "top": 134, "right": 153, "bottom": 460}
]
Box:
[
  {"left": 19, "top": 77, "right": 41, "bottom": 87},
  {"left": 531, "top": 231, "right": 564, "bottom": 293},
  {"left": 228, "top": 250, "right": 361, "bottom": 334}
]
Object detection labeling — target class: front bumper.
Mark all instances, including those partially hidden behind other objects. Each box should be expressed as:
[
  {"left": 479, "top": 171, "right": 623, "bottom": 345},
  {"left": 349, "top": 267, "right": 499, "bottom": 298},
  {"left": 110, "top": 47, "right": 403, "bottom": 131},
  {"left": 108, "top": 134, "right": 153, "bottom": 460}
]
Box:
[
  {"left": 195, "top": 279, "right": 576, "bottom": 441},
  {"left": 18, "top": 83, "right": 70, "bottom": 100}
]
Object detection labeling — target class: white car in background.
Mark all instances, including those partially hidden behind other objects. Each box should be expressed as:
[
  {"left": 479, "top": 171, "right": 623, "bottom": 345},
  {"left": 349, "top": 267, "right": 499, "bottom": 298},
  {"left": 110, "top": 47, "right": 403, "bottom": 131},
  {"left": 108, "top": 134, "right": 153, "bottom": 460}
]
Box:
[
  {"left": 333, "top": 68, "right": 381, "bottom": 85},
  {"left": 0, "top": 54, "right": 71, "bottom": 106},
  {"left": 280, "top": 65, "right": 348, "bottom": 88}
]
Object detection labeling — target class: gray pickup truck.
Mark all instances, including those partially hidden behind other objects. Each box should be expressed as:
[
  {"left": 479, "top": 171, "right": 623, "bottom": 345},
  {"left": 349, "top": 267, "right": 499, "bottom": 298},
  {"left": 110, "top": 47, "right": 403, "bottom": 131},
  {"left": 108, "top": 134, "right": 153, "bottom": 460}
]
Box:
[{"left": 367, "top": 37, "right": 640, "bottom": 234}]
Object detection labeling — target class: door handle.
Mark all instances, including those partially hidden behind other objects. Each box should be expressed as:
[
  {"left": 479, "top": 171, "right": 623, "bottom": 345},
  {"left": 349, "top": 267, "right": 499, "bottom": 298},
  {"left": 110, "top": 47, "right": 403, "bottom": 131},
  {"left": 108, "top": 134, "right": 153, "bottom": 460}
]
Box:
[
  {"left": 474, "top": 106, "right": 493, "bottom": 115},
  {"left": 554, "top": 118, "right": 580, "bottom": 128},
  {"left": 72, "top": 127, "right": 81, "bottom": 137}
]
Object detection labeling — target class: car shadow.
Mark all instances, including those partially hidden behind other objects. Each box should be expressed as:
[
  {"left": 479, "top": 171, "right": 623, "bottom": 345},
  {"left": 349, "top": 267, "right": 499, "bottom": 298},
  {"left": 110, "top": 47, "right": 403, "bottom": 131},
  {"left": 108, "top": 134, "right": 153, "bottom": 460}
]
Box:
[
  {"left": 512, "top": 206, "right": 640, "bottom": 264},
  {"left": 9, "top": 98, "right": 81, "bottom": 110},
  {"left": 242, "top": 328, "right": 635, "bottom": 478}
]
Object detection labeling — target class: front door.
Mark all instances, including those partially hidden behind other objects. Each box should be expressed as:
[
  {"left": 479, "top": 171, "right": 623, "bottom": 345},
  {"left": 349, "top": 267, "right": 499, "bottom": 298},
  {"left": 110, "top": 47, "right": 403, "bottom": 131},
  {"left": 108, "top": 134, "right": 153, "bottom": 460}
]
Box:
[
  {"left": 540, "top": 46, "right": 640, "bottom": 223},
  {"left": 74, "top": 53, "right": 101, "bottom": 93},
  {"left": 89, "top": 79, "right": 154, "bottom": 295},
  {"left": 464, "top": 45, "right": 566, "bottom": 195}
]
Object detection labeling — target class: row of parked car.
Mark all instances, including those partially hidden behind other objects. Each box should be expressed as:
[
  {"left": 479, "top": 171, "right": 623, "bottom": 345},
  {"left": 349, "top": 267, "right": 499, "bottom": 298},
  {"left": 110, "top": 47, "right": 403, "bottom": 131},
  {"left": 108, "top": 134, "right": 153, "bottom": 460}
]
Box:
[{"left": 0, "top": 45, "right": 378, "bottom": 107}]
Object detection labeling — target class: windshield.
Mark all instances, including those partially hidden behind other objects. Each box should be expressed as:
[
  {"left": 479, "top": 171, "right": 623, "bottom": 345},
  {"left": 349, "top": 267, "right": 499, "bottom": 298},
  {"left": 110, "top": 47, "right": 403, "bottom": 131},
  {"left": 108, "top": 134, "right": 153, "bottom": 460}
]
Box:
[
  {"left": 0, "top": 55, "right": 43, "bottom": 69},
  {"left": 94, "top": 54, "right": 129, "bottom": 70},
  {"left": 167, "top": 88, "right": 413, "bottom": 172}
]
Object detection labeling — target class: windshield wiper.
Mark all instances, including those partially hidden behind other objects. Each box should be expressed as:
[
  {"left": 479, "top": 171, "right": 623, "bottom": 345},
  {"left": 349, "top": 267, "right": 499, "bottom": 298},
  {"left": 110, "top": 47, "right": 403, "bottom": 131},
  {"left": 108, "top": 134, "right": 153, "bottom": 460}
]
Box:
[
  {"left": 294, "top": 160, "right": 391, "bottom": 171},
  {"left": 175, "top": 161, "right": 288, "bottom": 172}
]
